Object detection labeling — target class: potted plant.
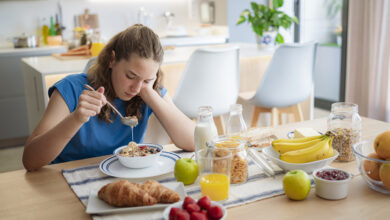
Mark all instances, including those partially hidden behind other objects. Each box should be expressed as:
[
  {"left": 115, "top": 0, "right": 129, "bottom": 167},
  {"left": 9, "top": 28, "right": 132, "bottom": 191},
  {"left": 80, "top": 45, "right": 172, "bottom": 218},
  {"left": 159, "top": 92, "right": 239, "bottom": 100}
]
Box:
[{"left": 237, "top": 0, "right": 298, "bottom": 49}]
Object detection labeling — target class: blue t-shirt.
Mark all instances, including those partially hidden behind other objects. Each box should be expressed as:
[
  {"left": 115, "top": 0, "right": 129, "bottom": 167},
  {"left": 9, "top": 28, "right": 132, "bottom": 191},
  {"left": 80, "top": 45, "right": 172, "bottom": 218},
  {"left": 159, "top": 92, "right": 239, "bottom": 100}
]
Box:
[{"left": 48, "top": 73, "right": 167, "bottom": 163}]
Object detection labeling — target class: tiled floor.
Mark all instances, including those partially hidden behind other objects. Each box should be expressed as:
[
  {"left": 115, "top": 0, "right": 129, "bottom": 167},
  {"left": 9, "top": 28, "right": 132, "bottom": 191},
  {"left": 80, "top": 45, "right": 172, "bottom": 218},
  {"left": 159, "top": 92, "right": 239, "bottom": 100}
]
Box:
[{"left": 0, "top": 107, "right": 330, "bottom": 173}]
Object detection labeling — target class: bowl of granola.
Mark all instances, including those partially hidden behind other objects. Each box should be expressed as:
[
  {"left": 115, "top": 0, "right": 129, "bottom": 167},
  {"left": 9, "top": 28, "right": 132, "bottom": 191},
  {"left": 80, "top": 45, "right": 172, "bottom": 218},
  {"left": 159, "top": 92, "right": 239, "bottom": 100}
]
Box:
[{"left": 114, "top": 142, "right": 163, "bottom": 169}]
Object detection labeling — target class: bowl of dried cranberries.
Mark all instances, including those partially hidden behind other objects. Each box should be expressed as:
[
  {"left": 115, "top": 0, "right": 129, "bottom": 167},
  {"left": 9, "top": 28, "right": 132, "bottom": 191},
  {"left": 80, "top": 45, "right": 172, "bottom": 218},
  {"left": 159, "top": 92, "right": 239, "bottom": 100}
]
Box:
[
  {"left": 313, "top": 168, "right": 351, "bottom": 200},
  {"left": 163, "top": 195, "right": 226, "bottom": 220}
]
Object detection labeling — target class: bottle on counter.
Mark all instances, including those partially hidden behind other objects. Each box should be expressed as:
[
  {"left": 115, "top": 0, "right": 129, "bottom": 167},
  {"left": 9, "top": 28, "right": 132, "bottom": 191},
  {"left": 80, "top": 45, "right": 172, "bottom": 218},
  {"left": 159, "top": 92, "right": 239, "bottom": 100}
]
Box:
[
  {"left": 55, "top": 14, "right": 61, "bottom": 36},
  {"left": 194, "top": 106, "right": 218, "bottom": 161},
  {"left": 41, "top": 17, "right": 49, "bottom": 45},
  {"left": 226, "top": 104, "right": 247, "bottom": 136},
  {"left": 327, "top": 102, "right": 362, "bottom": 162},
  {"left": 49, "top": 16, "right": 56, "bottom": 36}
]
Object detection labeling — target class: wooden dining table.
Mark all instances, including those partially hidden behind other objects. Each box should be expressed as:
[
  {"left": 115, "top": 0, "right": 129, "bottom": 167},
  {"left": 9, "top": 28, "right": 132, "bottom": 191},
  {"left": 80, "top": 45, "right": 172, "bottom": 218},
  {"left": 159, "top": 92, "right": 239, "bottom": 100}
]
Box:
[{"left": 1, "top": 117, "right": 390, "bottom": 219}]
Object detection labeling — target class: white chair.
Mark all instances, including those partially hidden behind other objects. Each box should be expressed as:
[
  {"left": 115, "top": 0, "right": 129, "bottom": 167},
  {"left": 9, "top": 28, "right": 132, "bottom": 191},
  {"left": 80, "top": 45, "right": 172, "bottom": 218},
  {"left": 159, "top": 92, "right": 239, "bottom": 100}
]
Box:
[
  {"left": 83, "top": 57, "right": 97, "bottom": 73},
  {"left": 173, "top": 46, "right": 240, "bottom": 134},
  {"left": 243, "top": 42, "right": 317, "bottom": 127}
]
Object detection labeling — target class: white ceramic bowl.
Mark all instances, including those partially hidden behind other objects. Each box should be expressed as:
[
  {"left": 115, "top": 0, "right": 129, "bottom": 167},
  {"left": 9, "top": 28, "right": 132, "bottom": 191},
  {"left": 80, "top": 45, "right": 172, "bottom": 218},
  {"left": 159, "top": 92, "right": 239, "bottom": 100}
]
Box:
[
  {"left": 313, "top": 168, "right": 351, "bottom": 200},
  {"left": 163, "top": 200, "right": 227, "bottom": 220},
  {"left": 262, "top": 146, "right": 339, "bottom": 173},
  {"left": 113, "top": 143, "right": 163, "bottom": 169}
]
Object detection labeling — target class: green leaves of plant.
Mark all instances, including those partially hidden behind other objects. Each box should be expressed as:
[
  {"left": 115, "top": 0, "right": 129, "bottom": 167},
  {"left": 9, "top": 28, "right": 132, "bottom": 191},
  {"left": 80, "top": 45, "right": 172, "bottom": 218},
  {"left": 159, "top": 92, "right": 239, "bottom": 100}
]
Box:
[
  {"left": 272, "top": 0, "right": 284, "bottom": 9},
  {"left": 276, "top": 33, "right": 284, "bottom": 44},
  {"left": 236, "top": 1, "right": 298, "bottom": 44}
]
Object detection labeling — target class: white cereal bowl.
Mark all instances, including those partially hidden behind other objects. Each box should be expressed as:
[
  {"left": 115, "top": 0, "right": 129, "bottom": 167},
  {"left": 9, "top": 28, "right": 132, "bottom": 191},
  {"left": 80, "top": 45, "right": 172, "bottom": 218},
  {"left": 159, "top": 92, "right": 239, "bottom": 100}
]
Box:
[
  {"left": 163, "top": 200, "right": 227, "bottom": 220},
  {"left": 313, "top": 168, "right": 352, "bottom": 200},
  {"left": 113, "top": 143, "right": 163, "bottom": 169},
  {"left": 262, "top": 146, "right": 339, "bottom": 173}
]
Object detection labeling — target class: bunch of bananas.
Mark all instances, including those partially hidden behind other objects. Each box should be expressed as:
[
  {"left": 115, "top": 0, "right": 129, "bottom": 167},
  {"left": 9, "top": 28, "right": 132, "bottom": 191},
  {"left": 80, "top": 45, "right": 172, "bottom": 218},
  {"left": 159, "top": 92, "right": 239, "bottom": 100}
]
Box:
[{"left": 272, "top": 135, "right": 334, "bottom": 164}]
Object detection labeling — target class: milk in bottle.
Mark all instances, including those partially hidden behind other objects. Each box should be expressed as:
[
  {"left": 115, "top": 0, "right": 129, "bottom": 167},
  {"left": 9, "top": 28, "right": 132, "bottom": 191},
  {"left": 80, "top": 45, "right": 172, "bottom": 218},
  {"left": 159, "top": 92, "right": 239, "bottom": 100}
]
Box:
[{"left": 194, "top": 106, "right": 218, "bottom": 160}]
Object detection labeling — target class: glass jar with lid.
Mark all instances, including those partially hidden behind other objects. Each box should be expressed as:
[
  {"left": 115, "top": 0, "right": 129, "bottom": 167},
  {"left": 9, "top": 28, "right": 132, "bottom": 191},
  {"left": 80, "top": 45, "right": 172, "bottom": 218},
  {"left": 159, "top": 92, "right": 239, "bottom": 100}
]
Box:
[
  {"left": 211, "top": 137, "right": 248, "bottom": 184},
  {"left": 327, "top": 102, "right": 362, "bottom": 162}
]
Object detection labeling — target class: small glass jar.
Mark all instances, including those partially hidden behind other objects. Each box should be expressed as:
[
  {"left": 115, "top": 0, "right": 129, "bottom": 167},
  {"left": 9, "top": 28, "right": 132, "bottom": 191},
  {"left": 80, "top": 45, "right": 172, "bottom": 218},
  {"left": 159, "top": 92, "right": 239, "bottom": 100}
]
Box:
[
  {"left": 212, "top": 137, "right": 248, "bottom": 184},
  {"left": 327, "top": 102, "right": 361, "bottom": 162},
  {"left": 226, "top": 104, "right": 247, "bottom": 136}
]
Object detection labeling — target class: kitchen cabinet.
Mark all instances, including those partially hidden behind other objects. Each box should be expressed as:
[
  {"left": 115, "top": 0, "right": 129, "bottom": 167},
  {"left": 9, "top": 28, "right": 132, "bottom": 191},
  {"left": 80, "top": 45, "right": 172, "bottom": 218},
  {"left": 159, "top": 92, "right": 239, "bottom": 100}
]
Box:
[{"left": 0, "top": 46, "right": 66, "bottom": 141}]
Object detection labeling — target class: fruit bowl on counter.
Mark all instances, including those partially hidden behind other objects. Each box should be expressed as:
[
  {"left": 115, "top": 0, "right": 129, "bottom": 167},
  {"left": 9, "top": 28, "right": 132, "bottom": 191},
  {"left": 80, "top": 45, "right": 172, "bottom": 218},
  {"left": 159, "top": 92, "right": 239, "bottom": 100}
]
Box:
[
  {"left": 263, "top": 146, "right": 339, "bottom": 173},
  {"left": 353, "top": 140, "right": 390, "bottom": 194}
]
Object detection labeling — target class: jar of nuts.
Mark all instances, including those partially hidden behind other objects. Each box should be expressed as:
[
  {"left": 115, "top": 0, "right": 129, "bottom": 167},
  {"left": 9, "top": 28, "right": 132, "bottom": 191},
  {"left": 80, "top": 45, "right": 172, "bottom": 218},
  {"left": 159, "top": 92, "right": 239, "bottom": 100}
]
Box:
[
  {"left": 327, "top": 102, "right": 361, "bottom": 162},
  {"left": 212, "top": 137, "right": 248, "bottom": 184}
]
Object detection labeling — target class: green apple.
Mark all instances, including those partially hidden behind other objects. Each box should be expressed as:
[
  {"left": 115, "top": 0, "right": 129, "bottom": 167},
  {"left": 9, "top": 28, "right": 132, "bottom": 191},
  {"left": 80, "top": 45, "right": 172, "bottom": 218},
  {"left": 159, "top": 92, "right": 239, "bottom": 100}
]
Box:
[
  {"left": 283, "top": 169, "right": 311, "bottom": 200},
  {"left": 174, "top": 158, "right": 199, "bottom": 185}
]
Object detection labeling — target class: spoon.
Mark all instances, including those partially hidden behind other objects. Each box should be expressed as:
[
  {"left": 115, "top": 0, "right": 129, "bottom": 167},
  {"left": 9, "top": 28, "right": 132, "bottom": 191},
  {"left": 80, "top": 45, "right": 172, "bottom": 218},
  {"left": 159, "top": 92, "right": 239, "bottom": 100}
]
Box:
[{"left": 83, "top": 84, "right": 138, "bottom": 127}]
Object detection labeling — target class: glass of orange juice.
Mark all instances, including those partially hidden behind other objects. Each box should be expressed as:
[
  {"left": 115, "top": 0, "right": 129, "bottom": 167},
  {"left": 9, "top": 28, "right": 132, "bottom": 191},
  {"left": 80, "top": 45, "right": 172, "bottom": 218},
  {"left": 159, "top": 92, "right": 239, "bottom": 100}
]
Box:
[
  {"left": 198, "top": 148, "right": 232, "bottom": 201},
  {"left": 91, "top": 42, "right": 105, "bottom": 57}
]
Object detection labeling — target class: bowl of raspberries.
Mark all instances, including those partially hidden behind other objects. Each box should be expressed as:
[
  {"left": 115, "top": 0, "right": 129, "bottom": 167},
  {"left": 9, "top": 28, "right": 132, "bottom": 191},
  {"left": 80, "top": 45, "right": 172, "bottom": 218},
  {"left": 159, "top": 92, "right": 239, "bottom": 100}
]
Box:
[{"left": 163, "top": 195, "right": 226, "bottom": 220}]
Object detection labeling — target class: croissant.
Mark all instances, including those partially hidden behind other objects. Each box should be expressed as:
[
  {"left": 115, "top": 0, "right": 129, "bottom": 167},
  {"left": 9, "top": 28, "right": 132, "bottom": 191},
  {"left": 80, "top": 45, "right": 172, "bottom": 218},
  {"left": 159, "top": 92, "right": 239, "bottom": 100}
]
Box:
[
  {"left": 141, "top": 180, "right": 180, "bottom": 203},
  {"left": 98, "top": 180, "right": 157, "bottom": 207}
]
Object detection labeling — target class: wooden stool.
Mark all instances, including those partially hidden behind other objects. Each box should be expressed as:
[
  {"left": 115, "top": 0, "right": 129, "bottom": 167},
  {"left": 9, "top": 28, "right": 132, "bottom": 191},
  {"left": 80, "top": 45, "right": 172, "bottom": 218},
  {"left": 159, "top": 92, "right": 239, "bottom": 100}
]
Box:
[{"left": 250, "top": 103, "right": 304, "bottom": 127}]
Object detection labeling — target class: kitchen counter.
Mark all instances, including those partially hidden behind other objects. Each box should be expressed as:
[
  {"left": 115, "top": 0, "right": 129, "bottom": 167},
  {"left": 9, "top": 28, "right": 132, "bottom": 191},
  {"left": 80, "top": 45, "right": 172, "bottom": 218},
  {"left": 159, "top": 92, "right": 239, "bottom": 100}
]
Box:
[
  {"left": 0, "top": 45, "right": 67, "bottom": 56},
  {"left": 0, "top": 45, "right": 67, "bottom": 141},
  {"left": 22, "top": 43, "right": 273, "bottom": 73},
  {"left": 160, "top": 35, "right": 227, "bottom": 47}
]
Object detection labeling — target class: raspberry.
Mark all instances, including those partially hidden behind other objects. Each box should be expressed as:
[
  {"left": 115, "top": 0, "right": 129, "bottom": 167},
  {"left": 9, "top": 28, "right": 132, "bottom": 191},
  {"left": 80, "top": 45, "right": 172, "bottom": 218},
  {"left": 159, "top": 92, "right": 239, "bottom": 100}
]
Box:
[
  {"left": 182, "top": 196, "right": 196, "bottom": 210},
  {"left": 176, "top": 210, "right": 190, "bottom": 220},
  {"left": 191, "top": 211, "right": 208, "bottom": 220},
  {"left": 197, "top": 196, "right": 211, "bottom": 210},
  {"left": 169, "top": 207, "right": 181, "bottom": 220},
  {"left": 186, "top": 203, "right": 201, "bottom": 213},
  {"left": 207, "top": 206, "right": 224, "bottom": 220}
]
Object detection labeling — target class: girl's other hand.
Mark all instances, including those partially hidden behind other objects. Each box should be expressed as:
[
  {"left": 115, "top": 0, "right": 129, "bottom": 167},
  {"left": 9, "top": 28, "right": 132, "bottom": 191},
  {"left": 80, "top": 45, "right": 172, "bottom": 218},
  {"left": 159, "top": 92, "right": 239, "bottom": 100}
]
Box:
[
  {"left": 139, "top": 78, "right": 156, "bottom": 99},
  {"left": 73, "top": 87, "right": 107, "bottom": 123}
]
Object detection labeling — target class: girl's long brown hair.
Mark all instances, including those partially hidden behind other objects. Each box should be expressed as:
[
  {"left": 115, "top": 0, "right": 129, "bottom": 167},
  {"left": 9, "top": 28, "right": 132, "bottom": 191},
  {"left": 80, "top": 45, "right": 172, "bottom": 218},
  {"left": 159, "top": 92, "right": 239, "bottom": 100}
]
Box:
[{"left": 87, "top": 24, "right": 164, "bottom": 123}]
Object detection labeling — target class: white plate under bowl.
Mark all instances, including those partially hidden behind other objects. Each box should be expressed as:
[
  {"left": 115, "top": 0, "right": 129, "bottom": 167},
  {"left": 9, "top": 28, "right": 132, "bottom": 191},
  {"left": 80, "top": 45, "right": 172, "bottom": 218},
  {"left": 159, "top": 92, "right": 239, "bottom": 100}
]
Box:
[
  {"left": 262, "top": 146, "right": 338, "bottom": 173},
  {"left": 99, "top": 151, "right": 180, "bottom": 178},
  {"left": 86, "top": 182, "right": 186, "bottom": 214},
  {"left": 162, "top": 200, "right": 227, "bottom": 220}
]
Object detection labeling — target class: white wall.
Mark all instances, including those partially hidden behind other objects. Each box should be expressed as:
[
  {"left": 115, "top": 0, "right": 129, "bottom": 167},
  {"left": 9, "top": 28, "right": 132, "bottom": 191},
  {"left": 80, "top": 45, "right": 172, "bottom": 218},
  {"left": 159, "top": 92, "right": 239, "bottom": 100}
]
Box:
[{"left": 0, "top": 0, "right": 193, "bottom": 47}]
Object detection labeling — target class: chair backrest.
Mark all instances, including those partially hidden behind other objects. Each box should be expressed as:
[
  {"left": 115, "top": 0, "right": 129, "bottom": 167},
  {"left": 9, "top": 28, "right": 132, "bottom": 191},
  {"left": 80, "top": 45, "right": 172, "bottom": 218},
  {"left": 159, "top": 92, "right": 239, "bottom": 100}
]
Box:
[
  {"left": 251, "top": 42, "right": 317, "bottom": 108},
  {"left": 173, "top": 46, "right": 240, "bottom": 118}
]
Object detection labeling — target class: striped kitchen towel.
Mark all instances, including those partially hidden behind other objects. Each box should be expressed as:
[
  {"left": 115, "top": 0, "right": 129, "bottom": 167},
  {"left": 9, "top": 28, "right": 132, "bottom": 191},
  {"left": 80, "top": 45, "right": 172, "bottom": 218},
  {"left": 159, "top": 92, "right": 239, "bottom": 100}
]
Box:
[{"left": 62, "top": 150, "right": 289, "bottom": 220}]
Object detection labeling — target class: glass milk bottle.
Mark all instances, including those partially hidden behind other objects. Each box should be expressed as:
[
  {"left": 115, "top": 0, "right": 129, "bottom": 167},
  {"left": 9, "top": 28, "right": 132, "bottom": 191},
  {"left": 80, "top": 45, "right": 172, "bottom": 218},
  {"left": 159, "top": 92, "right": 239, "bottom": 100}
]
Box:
[
  {"left": 194, "top": 106, "right": 218, "bottom": 160},
  {"left": 226, "top": 104, "right": 247, "bottom": 136}
]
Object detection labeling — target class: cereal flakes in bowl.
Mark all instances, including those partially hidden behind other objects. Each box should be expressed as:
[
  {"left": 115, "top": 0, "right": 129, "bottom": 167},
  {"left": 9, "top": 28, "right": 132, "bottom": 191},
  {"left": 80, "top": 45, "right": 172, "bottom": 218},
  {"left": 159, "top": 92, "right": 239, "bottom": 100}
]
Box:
[{"left": 114, "top": 142, "right": 163, "bottom": 169}]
